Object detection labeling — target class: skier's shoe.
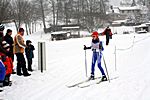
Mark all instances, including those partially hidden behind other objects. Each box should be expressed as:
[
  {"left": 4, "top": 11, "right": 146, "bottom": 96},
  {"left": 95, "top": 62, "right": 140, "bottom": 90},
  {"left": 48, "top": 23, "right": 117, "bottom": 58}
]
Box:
[
  {"left": 88, "top": 75, "right": 95, "bottom": 80},
  {"left": 101, "top": 75, "right": 107, "bottom": 81}
]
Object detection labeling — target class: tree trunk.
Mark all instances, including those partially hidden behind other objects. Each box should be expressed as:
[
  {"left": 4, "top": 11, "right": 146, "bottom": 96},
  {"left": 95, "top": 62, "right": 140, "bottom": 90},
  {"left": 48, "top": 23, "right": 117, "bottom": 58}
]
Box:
[
  {"left": 25, "top": 23, "right": 28, "bottom": 35},
  {"left": 40, "top": 0, "right": 46, "bottom": 32}
]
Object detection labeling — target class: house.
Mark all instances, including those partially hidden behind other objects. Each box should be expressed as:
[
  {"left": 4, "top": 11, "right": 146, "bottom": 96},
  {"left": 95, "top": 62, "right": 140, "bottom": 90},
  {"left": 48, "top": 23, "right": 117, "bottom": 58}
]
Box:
[
  {"left": 51, "top": 31, "right": 71, "bottom": 41},
  {"left": 118, "top": 6, "right": 141, "bottom": 24},
  {"left": 134, "top": 24, "right": 149, "bottom": 33}
]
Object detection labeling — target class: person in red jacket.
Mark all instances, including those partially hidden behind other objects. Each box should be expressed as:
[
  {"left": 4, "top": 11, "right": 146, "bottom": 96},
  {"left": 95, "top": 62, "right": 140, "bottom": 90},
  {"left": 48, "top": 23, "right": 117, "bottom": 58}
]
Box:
[
  {"left": 0, "top": 24, "right": 13, "bottom": 86},
  {"left": 102, "top": 26, "right": 112, "bottom": 45}
]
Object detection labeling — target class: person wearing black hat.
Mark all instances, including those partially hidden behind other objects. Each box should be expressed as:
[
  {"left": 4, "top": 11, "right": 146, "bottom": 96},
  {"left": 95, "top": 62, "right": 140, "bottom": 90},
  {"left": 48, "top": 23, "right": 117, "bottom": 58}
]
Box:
[
  {"left": 4, "top": 29, "right": 16, "bottom": 74},
  {"left": 4, "top": 29, "right": 14, "bottom": 61},
  {"left": 25, "top": 40, "right": 35, "bottom": 71},
  {"left": 13, "top": 28, "right": 31, "bottom": 76}
]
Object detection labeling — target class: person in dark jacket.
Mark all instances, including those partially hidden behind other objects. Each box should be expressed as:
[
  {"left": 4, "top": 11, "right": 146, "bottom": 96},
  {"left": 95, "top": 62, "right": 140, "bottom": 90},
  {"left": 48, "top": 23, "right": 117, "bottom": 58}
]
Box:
[
  {"left": 102, "top": 26, "right": 112, "bottom": 45},
  {"left": 84, "top": 31, "right": 107, "bottom": 81},
  {"left": 4, "top": 29, "right": 16, "bottom": 74},
  {"left": 0, "top": 24, "right": 7, "bottom": 55},
  {"left": 25, "top": 40, "right": 35, "bottom": 71},
  {"left": 4, "top": 29, "right": 14, "bottom": 61}
]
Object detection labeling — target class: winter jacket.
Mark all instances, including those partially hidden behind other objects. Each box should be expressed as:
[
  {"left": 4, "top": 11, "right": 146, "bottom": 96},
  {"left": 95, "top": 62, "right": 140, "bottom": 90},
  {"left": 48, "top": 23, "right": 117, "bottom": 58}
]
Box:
[
  {"left": 4, "top": 33, "right": 14, "bottom": 54},
  {"left": 13, "top": 33, "right": 26, "bottom": 54},
  {"left": 0, "top": 60, "right": 6, "bottom": 81},
  {"left": 102, "top": 28, "right": 112, "bottom": 39},
  {"left": 25, "top": 45, "right": 35, "bottom": 59},
  {"left": 0, "top": 32, "right": 11, "bottom": 59},
  {"left": 91, "top": 39, "right": 104, "bottom": 52},
  {"left": 0, "top": 32, "right": 7, "bottom": 54},
  {"left": 3, "top": 56, "right": 13, "bottom": 75},
  {"left": 0, "top": 53, "right": 13, "bottom": 75}
]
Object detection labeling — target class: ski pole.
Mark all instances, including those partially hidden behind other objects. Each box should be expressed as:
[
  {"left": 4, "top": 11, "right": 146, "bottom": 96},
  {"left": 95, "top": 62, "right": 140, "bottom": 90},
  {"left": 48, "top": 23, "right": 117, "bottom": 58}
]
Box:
[
  {"left": 103, "top": 55, "right": 110, "bottom": 82},
  {"left": 84, "top": 47, "right": 88, "bottom": 77}
]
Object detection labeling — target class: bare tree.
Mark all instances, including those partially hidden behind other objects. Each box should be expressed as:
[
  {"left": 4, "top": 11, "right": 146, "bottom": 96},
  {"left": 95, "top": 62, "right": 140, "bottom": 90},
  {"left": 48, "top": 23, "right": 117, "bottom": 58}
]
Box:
[{"left": 0, "top": 0, "right": 12, "bottom": 23}]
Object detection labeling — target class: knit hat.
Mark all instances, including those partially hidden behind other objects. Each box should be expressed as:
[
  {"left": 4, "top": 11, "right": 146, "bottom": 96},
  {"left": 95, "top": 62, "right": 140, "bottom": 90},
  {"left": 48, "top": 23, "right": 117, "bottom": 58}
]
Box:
[
  {"left": 0, "top": 24, "right": 4, "bottom": 31},
  {"left": 26, "top": 40, "right": 32, "bottom": 46},
  {"left": 2, "top": 41, "right": 10, "bottom": 51},
  {"left": 92, "top": 31, "right": 99, "bottom": 37}
]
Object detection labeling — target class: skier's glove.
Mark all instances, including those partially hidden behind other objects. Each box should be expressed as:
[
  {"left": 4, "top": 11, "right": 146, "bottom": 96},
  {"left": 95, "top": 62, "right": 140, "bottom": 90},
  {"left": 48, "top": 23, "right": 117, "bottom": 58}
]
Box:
[
  {"left": 84, "top": 45, "right": 91, "bottom": 50},
  {"left": 83, "top": 45, "right": 87, "bottom": 50}
]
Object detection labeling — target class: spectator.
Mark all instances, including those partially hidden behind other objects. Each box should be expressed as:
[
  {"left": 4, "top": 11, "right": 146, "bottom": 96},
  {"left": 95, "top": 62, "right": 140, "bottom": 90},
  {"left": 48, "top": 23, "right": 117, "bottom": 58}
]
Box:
[
  {"left": 25, "top": 40, "right": 35, "bottom": 71},
  {"left": 4, "top": 29, "right": 14, "bottom": 61},
  {"left": 0, "top": 24, "right": 13, "bottom": 87},
  {"left": 13, "top": 28, "right": 31, "bottom": 76},
  {"left": 4, "top": 29, "right": 16, "bottom": 74}
]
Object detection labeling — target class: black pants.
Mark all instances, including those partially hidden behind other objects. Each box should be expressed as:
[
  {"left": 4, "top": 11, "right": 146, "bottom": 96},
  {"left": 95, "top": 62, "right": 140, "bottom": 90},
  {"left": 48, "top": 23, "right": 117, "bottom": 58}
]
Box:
[
  {"left": 27, "top": 58, "right": 32, "bottom": 70},
  {"left": 106, "top": 38, "right": 109, "bottom": 45},
  {"left": 3, "top": 74, "right": 10, "bottom": 86},
  {"left": 16, "top": 53, "right": 28, "bottom": 75}
]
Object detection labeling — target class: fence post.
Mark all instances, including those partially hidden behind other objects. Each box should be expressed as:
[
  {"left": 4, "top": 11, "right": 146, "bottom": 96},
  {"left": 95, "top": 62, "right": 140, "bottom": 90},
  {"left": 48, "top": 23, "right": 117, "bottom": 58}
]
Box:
[
  {"left": 38, "top": 42, "right": 46, "bottom": 72},
  {"left": 115, "top": 45, "right": 117, "bottom": 71}
]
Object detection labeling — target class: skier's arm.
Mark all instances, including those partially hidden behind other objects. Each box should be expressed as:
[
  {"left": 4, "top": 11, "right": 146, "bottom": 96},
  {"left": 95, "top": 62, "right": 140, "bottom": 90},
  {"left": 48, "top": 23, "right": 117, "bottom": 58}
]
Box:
[
  {"left": 99, "top": 41, "right": 104, "bottom": 51},
  {"left": 83, "top": 45, "right": 91, "bottom": 50},
  {"left": 102, "top": 29, "right": 106, "bottom": 35}
]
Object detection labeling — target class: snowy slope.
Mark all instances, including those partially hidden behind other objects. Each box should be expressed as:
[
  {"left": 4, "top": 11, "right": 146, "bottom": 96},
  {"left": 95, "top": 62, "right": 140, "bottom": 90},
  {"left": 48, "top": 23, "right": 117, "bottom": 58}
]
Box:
[{"left": 1, "top": 30, "right": 150, "bottom": 100}]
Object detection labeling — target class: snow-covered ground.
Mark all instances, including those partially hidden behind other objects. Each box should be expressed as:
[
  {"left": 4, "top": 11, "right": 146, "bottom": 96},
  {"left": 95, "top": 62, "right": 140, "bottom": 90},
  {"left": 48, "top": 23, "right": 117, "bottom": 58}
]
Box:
[{"left": 1, "top": 27, "right": 150, "bottom": 100}]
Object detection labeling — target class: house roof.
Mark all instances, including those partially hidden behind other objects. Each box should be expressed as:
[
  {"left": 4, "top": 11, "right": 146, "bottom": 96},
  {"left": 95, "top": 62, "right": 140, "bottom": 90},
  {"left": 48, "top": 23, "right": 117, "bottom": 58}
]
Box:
[
  {"left": 118, "top": 6, "right": 140, "bottom": 11},
  {"left": 51, "top": 31, "right": 69, "bottom": 35}
]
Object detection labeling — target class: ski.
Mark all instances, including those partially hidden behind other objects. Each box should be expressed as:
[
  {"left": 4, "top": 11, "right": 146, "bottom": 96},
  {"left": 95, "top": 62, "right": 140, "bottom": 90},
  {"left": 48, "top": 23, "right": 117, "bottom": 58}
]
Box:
[
  {"left": 66, "top": 77, "right": 101, "bottom": 88},
  {"left": 78, "top": 76, "right": 119, "bottom": 88}
]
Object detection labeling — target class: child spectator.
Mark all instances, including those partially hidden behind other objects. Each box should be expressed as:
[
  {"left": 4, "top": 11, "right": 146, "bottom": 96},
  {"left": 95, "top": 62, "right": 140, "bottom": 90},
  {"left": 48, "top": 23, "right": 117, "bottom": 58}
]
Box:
[{"left": 25, "top": 40, "right": 35, "bottom": 71}]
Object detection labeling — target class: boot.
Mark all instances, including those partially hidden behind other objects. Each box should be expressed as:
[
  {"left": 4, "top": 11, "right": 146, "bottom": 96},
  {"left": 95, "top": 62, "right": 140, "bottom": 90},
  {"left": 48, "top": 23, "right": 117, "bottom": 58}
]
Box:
[
  {"left": 88, "top": 75, "right": 95, "bottom": 80},
  {"left": 28, "top": 69, "right": 33, "bottom": 72},
  {"left": 23, "top": 73, "right": 31, "bottom": 77},
  {"left": 0, "top": 81, "right": 3, "bottom": 87},
  {"left": 101, "top": 75, "right": 107, "bottom": 81}
]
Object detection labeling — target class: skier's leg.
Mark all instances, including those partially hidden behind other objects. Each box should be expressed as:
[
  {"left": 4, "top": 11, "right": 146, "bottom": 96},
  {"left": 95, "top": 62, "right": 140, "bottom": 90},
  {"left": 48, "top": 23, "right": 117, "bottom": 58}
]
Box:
[
  {"left": 91, "top": 52, "right": 97, "bottom": 76},
  {"left": 97, "top": 53, "right": 105, "bottom": 76}
]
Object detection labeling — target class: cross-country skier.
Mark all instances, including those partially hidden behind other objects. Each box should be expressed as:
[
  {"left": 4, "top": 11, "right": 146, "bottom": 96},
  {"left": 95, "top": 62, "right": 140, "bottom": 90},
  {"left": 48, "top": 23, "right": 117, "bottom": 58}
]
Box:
[
  {"left": 102, "top": 26, "right": 112, "bottom": 45},
  {"left": 84, "top": 31, "right": 107, "bottom": 81}
]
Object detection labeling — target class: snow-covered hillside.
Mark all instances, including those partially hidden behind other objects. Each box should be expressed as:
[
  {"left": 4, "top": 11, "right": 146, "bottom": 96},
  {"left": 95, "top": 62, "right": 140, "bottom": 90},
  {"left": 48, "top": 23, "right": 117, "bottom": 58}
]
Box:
[{"left": 1, "top": 29, "right": 150, "bottom": 100}]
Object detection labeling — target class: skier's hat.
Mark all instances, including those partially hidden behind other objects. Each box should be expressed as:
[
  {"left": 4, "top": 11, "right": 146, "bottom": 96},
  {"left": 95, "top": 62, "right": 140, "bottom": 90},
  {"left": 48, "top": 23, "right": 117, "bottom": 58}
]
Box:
[{"left": 92, "top": 31, "right": 99, "bottom": 37}]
